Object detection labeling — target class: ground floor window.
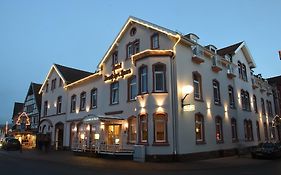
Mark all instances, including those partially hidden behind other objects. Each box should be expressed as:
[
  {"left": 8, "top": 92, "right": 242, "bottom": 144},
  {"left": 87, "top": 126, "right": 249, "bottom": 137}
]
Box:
[
  {"left": 139, "top": 114, "right": 148, "bottom": 143},
  {"left": 215, "top": 116, "right": 223, "bottom": 143},
  {"left": 231, "top": 118, "right": 238, "bottom": 142},
  {"left": 244, "top": 119, "right": 253, "bottom": 141},
  {"left": 264, "top": 122, "right": 269, "bottom": 141},
  {"left": 153, "top": 113, "right": 168, "bottom": 144},
  {"left": 128, "top": 116, "right": 137, "bottom": 144},
  {"left": 195, "top": 113, "right": 205, "bottom": 144}
]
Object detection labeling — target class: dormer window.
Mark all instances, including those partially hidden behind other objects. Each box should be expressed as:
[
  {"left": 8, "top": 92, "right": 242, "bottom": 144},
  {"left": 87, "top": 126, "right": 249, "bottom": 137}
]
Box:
[
  {"left": 207, "top": 45, "right": 217, "bottom": 54},
  {"left": 185, "top": 33, "right": 200, "bottom": 43}
]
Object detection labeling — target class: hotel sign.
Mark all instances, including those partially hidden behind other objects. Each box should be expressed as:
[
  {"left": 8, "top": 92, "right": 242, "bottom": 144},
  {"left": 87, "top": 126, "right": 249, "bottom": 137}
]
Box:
[
  {"left": 183, "top": 104, "right": 195, "bottom": 112},
  {"left": 104, "top": 63, "right": 132, "bottom": 82}
]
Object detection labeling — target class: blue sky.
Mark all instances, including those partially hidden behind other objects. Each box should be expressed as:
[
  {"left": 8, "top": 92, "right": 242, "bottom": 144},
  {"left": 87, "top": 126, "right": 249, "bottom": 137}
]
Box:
[{"left": 0, "top": 0, "right": 280, "bottom": 124}]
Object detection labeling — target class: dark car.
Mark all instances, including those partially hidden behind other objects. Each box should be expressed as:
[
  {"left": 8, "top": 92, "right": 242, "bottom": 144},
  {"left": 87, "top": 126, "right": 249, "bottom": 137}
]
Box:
[
  {"left": 251, "top": 142, "right": 281, "bottom": 159},
  {"left": 2, "top": 138, "right": 21, "bottom": 151}
]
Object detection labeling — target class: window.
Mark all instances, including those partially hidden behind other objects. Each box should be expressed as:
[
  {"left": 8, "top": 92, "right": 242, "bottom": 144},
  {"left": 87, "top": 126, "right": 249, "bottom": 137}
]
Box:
[
  {"left": 127, "top": 43, "right": 133, "bottom": 58},
  {"left": 151, "top": 33, "right": 159, "bottom": 49},
  {"left": 80, "top": 92, "right": 86, "bottom": 111},
  {"left": 256, "top": 121, "right": 261, "bottom": 141},
  {"left": 267, "top": 100, "right": 273, "bottom": 116},
  {"left": 153, "top": 113, "right": 168, "bottom": 144},
  {"left": 244, "top": 120, "right": 253, "bottom": 141},
  {"left": 238, "top": 61, "right": 242, "bottom": 78},
  {"left": 134, "top": 40, "right": 140, "bottom": 54},
  {"left": 139, "top": 65, "right": 148, "bottom": 94},
  {"left": 195, "top": 113, "right": 205, "bottom": 143},
  {"left": 261, "top": 98, "right": 265, "bottom": 115},
  {"left": 193, "top": 72, "right": 202, "bottom": 100},
  {"left": 51, "top": 78, "right": 56, "bottom": 91},
  {"left": 59, "top": 78, "right": 63, "bottom": 87},
  {"left": 153, "top": 63, "right": 166, "bottom": 92},
  {"left": 128, "top": 116, "right": 137, "bottom": 144},
  {"left": 70, "top": 95, "right": 76, "bottom": 113},
  {"left": 43, "top": 101, "right": 48, "bottom": 116},
  {"left": 231, "top": 118, "right": 238, "bottom": 141},
  {"left": 242, "top": 64, "right": 247, "bottom": 81},
  {"left": 130, "top": 27, "right": 137, "bottom": 36},
  {"left": 264, "top": 122, "right": 269, "bottom": 141},
  {"left": 45, "top": 81, "right": 49, "bottom": 93},
  {"left": 112, "top": 51, "right": 118, "bottom": 65},
  {"left": 215, "top": 116, "right": 223, "bottom": 142},
  {"left": 253, "top": 95, "right": 258, "bottom": 113},
  {"left": 241, "top": 90, "right": 250, "bottom": 111},
  {"left": 110, "top": 82, "right": 119, "bottom": 104},
  {"left": 57, "top": 96, "right": 62, "bottom": 114},
  {"left": 213, "top": 80, "right": 221, "bottom": 105},
  {"left": 228, "top": 86, "right": 235, "bottom": 108},
  {"left": 139, "top": 114, "right": 148, "bottom": 143},
  {"left": 26, "top": 104, "right": 34, "bottom": 113},
  {"left": 91, "top": 88, "right": 97, "bottom": 108},
  {"left": 128, "top": 76, "right": 137, "bottom": 101},
  {"left": 269, "top": 122, "right": 276, "bottom": 140},
  {"left": 126, "top": 39, "right": 140, "bottom": 59}
]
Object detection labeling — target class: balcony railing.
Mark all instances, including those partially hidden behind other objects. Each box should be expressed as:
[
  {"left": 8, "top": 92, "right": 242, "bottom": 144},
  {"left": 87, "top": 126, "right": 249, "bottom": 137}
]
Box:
[
  {"left": 227, "top": 64, "right": 236, "bottom": 79},
  {"left": 192, "top": 45, "right": 205, "bottom": 64},
  {"left": 211, "top": 56, "right": 222, "bottom": 72}
]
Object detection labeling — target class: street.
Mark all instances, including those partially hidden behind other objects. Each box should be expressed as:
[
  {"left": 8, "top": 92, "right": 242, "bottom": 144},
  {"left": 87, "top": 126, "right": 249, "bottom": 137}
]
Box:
[{"left": 0, "top": 149, "right": 280, "bottom": 175}]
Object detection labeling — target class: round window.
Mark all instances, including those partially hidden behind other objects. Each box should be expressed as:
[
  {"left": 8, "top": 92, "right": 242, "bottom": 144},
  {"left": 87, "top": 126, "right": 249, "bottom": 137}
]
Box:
[{"left": 130, "top": 27, "right": 137, "bottom": 36}]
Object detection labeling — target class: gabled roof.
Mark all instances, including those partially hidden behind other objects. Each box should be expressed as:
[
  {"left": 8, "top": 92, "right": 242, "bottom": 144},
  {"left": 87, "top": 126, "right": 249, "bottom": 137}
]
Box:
[
  {"left": 25, "top": 82, "right": 42, "bottom": 113},
  {"left": 39, "top": 64, "right": 93, "bottom": 93},
  {"left": 97, "top": 16, "right": 180, "bottom": 69},
  {"left": 217, "top": 41, "right": 256, "bottom": 68},
  {"left": 12, "top": 102, "right": 24, "bottom": 118},
  {"left": 217, "top": 41, "right": 243, "bottom": 56}
]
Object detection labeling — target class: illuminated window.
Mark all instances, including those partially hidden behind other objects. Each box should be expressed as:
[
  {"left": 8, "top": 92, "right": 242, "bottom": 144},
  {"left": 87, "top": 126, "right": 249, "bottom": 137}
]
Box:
[
  {"left": 151, "top": 33, "right": 159, "bottom": 49},
  {"left": 110, "top": 82, "right": 119, "bottom": 104},
  {"left": 256, "top": 121, "right": 261, "bottom": 141},
  {"left": 51, "top": 78, "right": 56, "bottom": 91},
  {"left": 43, "top": 101, "right": 48, "bottom": 117},
  {"left": 80, "top": 92, "right": 86, "bottom": 111},
  {"left": 140, "top": 114, "right": 148, "bottom": 143},
  {"left": 128, "top": 116, "right": 137, "bottom": 144},
  {"left": 153, "top": 63, "right": 166, "bottom": 92},
  {"left": 244, "top": 119, "right": 253, "bottom": 141},
  {"left": 57, "top": 96, "right": 62, "bottom": 114},
  {"left": 70, "top": 95, "right": 76, "bottom": 113},
  {"left": 91, "top": 88, "right": 97, "bottom": 108},
  {"left": 128, "top": 76, "right": 137, "bottom": 101},
  {"left": 193, "top": 72, "right": 202, "bottom": 100},
  {"left": 139, "top": 65, "right": 148, "bottom": 94},
  {"left": 228, "top": 86, "right": 235, "bottom": 108},
  {"left": 231, "top": 118, "right": 238, "bottom": 141},
  {"left": 215, "top": 116, "right": 223, "bottom": 143},
  {"left": 153, "top": 113, "right": 168, "bottom": 143},
  {"left": 195, "top": 113, "right": 205, "bottom": 143},
  {"left": 213, "top": 80, "right": 221, "bottom": 105}
]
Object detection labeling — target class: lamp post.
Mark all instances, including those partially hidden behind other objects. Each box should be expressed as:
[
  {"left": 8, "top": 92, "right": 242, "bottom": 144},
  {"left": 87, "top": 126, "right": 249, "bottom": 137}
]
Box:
[{"left": 181, "top": 85, "right": 194, "bottom": 108}]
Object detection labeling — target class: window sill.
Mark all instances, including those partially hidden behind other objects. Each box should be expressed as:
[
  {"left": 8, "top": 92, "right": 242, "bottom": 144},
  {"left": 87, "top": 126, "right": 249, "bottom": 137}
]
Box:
[
  {"left": 127, "top": 99, "right": 137, "bottom": 103},
  {"left": 151, "top": 91, "right": 168, "bottom": 94},
  {"left": 137, "top": 92, "right": 149, "bottom": 96},
  {"left": 152, "top": 142, "right": 169, "bottom": 146},
  {"left": 196, "top": 140, "right": 206, "bottom": 145},
  {"left": 194, "top": 98, "right": 204, "bottom": 102},
  {"left": 138, "top": 142, "right": 149, "bottom": 146},
  {"left": 216, "top": 140, "right": 224, "bottom": 144},
  {"left": 127, "top": 142, "right": 137, "bottom": 145},
  {"left": 214, "top": 103, "right": 222, "bottom": 106},
  {"left": 109, "top": 103, "right": 119, "bottom": 106},
  {"left": 90, "top": 106, "right": 97, "bottom": 110},
  {"left": 232, "top": 139, "right": 239, "bottom": 143}
]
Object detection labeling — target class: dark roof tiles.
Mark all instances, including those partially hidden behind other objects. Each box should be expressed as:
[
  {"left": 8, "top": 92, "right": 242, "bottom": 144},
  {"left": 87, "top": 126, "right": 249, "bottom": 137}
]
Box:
[{"left": 217, "top": 41, "right": 243, "bottom": 56}]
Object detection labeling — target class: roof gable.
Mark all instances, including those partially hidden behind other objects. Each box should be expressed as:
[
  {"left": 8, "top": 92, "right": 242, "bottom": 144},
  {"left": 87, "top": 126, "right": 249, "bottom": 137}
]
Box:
[
  {"left": 39, "top": 64, "right": 93, "bottom": 93},
  {"left": 12, "top": 102, "right": 24, "bottom": 118},
  {"left": 97, "top": 16, "right": 179, "bottom": 69}
]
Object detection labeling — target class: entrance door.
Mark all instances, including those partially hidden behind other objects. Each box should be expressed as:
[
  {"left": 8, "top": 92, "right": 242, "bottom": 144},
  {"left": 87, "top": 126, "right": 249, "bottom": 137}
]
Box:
[
  {"left": 107, "top": 124, "right": 121, "bottom": 145},
  {"left": 55, "top": 122, "right": 64, "bottom": 150}
]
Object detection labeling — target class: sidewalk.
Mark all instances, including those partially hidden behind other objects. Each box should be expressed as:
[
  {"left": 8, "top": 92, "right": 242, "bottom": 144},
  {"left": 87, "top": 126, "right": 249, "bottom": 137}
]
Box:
[{"left": 0, "top": 149, "right": 270, "bottom": 172}]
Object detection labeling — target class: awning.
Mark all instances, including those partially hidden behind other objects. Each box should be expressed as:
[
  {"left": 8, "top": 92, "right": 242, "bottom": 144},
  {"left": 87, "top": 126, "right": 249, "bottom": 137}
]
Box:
[{"left": 82, "top": 114, "right": 127, "bottom": 123}]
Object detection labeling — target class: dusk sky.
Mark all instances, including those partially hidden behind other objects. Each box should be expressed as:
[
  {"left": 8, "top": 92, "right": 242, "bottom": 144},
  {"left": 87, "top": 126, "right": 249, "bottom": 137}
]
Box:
[{"left": 0, "top": 0, "right": 280, "bottom": 124}]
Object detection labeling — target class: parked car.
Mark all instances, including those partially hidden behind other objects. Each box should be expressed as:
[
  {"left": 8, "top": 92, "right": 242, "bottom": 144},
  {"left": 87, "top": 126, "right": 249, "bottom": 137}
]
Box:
[
  {"left": 2, "top": 137, "right": 21, "bottom": 151},
  {"left": 251, "top": 142, "right": 281, "bottom": 159}
]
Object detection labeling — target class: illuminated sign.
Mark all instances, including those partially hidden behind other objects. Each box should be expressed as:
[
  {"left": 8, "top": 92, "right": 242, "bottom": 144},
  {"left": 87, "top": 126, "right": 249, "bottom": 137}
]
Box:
[
  {"left": 104, "top": 63, "right": 132, "bottom": 82},
  {"left": 183, "top": 105, "right": 195, "bottom": 112}
]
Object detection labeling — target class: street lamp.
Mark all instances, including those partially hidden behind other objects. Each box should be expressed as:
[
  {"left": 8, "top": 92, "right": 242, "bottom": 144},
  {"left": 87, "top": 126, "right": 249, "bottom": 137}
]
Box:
[{"left": 181, "top": 85, "right": 194, "bottom": 108}]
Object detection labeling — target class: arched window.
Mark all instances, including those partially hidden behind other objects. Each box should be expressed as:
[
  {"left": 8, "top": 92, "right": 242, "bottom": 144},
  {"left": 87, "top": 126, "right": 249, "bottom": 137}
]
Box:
[
  {"left": 153, "top": 113, "right": 168, "bottom": 144},
  {"left": 215, "top": 116, "right": 223, "bottom": 143},
  {"left": 153, "top": 63, "right": 166, "bottom": 92},
  {"left": 231, "top": 118, "right": 238, "bottom": 141},
  {"left": 128, "top": 76, "right": 137, "bottom": 101},
  {"left": 241, "top": 89, "right": 245, "bottom": 109},
  {"left": 139, "top": 65, "right": 148, "bottom": 94},
  {"left": 70, "top": 95, "right": 76, "bottom": 113},
  {"left": 195, "top": 113, "right": 205, "bottom": 144},
  {"left": 193, "top": 72, "right": 203, "bottom": 100},
  {"left": 128, "top": 116, "right": 137, "bottom": 144},
  {"left": 80, "top": 92, "right": 86, "bottom": 111},
  {"left": 139, "top": 114, "right": 148, "bottom": 143},
  {"left": 213, "top": 80, "right": 221, "bottom": 105}
]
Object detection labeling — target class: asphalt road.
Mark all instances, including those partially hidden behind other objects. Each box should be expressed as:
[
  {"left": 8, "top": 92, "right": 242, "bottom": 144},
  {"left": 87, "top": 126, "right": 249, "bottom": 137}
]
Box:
[{"left": 0, "top": 149, "right": 280, "bottom": 175}]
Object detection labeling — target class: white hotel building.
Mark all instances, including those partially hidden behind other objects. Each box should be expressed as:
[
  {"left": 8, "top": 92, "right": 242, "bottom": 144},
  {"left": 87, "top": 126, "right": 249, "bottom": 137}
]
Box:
[{"left": 38, "top": 16, "right": 279, "bottom": 161}]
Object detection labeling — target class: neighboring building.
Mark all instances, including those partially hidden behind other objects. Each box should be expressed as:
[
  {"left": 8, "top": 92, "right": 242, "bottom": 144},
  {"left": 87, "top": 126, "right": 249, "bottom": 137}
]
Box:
[
  {"left": 12, "top": 82, "right": 42, "bottom": 148},
  {"left": 38, "top": 16, "right": 279, "bottom": 160}
]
